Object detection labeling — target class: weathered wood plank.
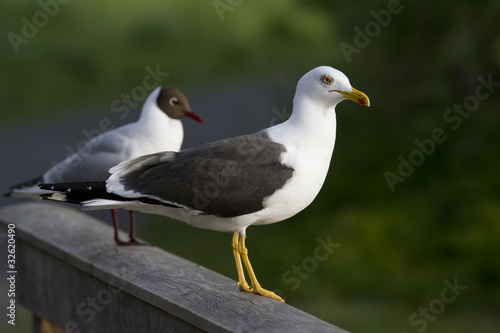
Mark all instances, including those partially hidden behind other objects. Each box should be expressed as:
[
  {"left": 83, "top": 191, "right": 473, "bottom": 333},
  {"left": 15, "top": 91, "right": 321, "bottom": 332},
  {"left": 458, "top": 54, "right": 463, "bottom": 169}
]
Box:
[{"left": 0, "top": 202, "right": 348, "bottom": 333}]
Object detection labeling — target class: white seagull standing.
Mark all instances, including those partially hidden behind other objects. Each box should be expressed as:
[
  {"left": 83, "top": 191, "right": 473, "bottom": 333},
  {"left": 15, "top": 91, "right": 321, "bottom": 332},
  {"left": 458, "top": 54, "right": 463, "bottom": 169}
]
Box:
[
  {"left": 7, "top": 86, "right": 203, "bottom": 245},
  {"left": 39, "top": 66, "right": 369, "bottom": 301}
]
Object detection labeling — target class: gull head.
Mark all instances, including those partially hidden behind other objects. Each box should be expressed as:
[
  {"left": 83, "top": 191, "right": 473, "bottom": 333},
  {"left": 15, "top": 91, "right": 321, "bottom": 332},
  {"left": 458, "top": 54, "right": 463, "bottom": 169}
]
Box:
[
  {"left": 295, "top": 66, "right": 370, "bottom": 108},
  {"left": 157, "top": 86, "right": 204, "bottom": 123}
]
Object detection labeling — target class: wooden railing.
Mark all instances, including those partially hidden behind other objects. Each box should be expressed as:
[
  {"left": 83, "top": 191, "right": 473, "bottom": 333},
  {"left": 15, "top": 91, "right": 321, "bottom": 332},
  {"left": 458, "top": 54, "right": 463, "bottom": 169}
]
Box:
[{"left": 0, "top": 202, "right": 347, "bottom": 333}]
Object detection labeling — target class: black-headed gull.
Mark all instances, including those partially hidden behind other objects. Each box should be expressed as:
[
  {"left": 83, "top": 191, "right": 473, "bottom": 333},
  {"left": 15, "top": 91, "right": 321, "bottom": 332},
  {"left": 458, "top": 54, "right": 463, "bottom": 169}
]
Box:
[{"left": 7, "top": 86, "right": 203, "bottom": 245}]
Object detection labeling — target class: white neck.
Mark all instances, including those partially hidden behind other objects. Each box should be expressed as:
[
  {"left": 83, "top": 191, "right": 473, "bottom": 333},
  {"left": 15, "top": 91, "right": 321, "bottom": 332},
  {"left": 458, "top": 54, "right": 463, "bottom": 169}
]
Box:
[
  {"left": 135, "top": 89, "right": 184, "bottom": 152},
  {"left": 268, "top": 94, "right": 338, "bottom": 162},
  {"left": 260, "top": 94, "right": 339, "bottom": 223},
  {"left": 138, "top": 88, "right": 164, "bottom": 122}
]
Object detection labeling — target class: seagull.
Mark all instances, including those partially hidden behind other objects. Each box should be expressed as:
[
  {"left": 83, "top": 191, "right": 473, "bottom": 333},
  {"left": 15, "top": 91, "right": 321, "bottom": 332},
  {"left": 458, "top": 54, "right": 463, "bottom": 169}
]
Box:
[
  {"left": 6, "top": 86, "right": 203, "bottom": 245},
  {"left": 39, "top": 66, "right": 369, "bottom": 301}
]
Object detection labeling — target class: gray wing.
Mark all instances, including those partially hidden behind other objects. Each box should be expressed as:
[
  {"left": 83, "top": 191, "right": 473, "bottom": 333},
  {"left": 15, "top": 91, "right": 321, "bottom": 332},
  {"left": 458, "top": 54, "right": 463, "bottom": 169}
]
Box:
[
  {"left": 43, "top": 130, "right": 131, "bottom": 182},
  {"left": 113, "top": 131, "right": 294, "bottom": 218}
]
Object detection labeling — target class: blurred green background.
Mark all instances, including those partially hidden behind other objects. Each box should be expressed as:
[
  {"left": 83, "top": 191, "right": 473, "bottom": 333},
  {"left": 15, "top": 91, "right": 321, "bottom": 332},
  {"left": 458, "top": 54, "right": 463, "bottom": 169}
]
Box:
[{"left": 1, "top": 0, "right": 500, "bottom": 332}]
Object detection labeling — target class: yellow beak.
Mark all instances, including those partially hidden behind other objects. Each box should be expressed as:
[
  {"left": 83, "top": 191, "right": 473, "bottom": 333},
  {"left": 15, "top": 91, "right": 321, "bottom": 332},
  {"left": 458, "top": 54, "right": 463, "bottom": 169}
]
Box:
[{"left": 332, "top": 87, "right": 370, "bottom": 107}]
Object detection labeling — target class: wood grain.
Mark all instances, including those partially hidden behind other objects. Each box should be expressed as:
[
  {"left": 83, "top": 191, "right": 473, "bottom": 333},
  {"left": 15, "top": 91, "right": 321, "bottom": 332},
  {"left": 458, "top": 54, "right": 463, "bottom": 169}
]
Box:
[{"left": 0, "top": 202, "right": 348, "bottom": 333}]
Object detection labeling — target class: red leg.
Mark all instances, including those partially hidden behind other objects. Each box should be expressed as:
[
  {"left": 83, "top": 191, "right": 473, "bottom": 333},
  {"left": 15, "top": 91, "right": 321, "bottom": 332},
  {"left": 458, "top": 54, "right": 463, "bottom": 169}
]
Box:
[
  {"left": 126, "top": 211, "right": 148, "bottom": 246},
  {"left": 111, "top": 209, "right": 126, "bottom": 245},
  {"left": 111, "top": 209, "right": 147, "bottom": 246},
  {"left": 129, "top": 210, "right": 136, "bottom": 241}
]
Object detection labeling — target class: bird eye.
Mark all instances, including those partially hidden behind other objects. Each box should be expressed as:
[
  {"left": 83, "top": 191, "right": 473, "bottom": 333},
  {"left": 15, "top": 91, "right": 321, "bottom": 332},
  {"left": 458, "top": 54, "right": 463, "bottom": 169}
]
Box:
[
  {"left": 322, "top": 76, "right": 333, "bottom": 85},
  {"left": 169, "top": 97, "right": 179, "bottom": 106}
]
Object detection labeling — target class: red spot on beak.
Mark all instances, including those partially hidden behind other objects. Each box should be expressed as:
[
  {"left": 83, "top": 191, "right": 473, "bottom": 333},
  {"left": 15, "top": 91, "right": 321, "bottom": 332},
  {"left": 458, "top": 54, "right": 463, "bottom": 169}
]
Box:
[{"left": 358, "top": 98, "right": 365, "bottom": 105}]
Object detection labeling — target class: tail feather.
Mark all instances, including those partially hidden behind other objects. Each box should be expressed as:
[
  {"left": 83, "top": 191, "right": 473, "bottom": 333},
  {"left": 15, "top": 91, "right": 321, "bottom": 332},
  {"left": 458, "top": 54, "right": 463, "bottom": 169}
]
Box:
[
  {"left": 39, "top": 181, "right": 124, "bottom": 204},
  {"left": 39, "top": 181, "right": 176, "bottom": 208}
]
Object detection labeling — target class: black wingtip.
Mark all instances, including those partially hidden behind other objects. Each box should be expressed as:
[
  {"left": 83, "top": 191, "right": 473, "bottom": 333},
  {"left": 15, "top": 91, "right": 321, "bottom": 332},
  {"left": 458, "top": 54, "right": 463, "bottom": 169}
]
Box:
[
  {"left": 7, "top": 175, "right": 44, "bottom": 195},
  {"left": 39, "top": 183, "right": 53, "bottom": 191},
  {"left": 39, "top": 182, "right": 71, "bottom": 191},
  {"left": 3, "top": 192, "right": 12, "bottom": 198},
  {"left": 38, "top": 181, "right": 114, "bottom": 205}
]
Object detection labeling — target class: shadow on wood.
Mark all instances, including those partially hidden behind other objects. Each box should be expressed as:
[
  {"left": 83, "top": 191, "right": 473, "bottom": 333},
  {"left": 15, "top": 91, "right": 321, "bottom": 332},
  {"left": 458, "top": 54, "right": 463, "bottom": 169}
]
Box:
[{"left": 0, "top": 202, "right": 348, "bottom": 333}]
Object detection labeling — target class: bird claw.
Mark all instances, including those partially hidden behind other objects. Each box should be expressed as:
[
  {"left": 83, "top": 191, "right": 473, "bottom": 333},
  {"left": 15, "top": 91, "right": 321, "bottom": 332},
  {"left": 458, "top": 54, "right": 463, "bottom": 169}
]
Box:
[
  {"left": 237, "top": 281, "right": 253, "bottom": 292},
  {"left": 237, "top": 281, "right": 284, "bottom": 302},
  {"left": 251, "top": 286, "right": 284, "bottom": 302}
]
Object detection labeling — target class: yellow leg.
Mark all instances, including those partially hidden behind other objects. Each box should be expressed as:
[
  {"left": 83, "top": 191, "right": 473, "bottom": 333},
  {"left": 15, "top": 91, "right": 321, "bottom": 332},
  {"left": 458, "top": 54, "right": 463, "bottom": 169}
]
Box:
[
  {"left": 236, "top": 234, "right": 284, "bottom": 302},
  {"left": 231, "top": 233, "right": 252, "bottom": 292}
]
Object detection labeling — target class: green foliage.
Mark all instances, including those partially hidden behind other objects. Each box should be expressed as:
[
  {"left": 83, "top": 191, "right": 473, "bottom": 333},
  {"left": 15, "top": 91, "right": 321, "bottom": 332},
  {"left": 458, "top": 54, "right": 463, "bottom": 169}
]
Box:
[
  {"left": 2, "top": 0, "right": 500, "bottom": 330},
  {"left": 0, "top": 0, "right": 334, "bottom": 120}
]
